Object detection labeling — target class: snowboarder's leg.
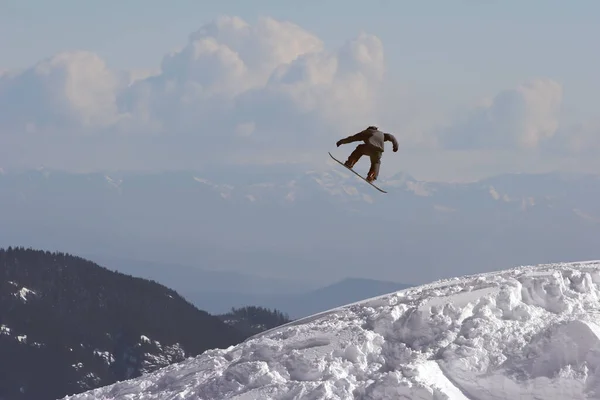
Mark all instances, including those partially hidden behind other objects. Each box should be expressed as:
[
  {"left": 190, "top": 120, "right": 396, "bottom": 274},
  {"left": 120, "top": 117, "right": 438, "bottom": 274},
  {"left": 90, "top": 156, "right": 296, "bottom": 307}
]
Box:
[
  {"left": 344, "top": 144, "right": 368, "bottom": 168},
  {"left": 366, "top": 150, "right": 383, "bottom": 182}
]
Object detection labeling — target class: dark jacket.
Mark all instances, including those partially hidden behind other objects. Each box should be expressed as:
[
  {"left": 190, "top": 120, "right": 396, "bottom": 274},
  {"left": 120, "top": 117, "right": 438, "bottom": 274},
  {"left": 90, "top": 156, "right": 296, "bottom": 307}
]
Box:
[{"left": 338, "top": 127, "right": 398, "bottom": 152}]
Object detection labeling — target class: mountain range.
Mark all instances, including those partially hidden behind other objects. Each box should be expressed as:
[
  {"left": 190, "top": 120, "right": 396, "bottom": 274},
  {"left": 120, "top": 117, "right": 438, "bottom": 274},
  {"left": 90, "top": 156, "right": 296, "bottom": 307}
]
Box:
[
  {"left": 185, "top": 276, "right": 413, "bottom": 318},
  {"left": 81, "top": 255, "right": 412, "bottom": 317},
  {"left": 1, "top": 166, "right": 599, "bottom": 286}
]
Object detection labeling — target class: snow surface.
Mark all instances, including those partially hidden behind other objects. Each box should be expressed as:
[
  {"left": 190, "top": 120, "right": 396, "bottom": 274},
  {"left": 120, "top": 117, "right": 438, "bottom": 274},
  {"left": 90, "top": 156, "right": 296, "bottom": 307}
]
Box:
[
  {"left": 17, "top": 286, "right": 37, "bottom": 302},
  {"left": 63, "top": 260, "right": 600, "bottom": 400}
]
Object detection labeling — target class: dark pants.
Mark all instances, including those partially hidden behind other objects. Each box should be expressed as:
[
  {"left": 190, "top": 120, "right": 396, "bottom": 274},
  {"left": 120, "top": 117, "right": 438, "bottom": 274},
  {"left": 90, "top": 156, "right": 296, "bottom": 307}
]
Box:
[{"left": 344, "top": 143, "right": 383, "bottom": 180}]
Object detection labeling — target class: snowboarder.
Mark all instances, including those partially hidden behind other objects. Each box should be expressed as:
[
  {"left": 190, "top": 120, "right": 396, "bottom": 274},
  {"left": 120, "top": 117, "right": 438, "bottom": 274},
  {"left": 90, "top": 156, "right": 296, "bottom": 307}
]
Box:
[{"left": 335, "top": 126, "right": 398, "bottom": 182}]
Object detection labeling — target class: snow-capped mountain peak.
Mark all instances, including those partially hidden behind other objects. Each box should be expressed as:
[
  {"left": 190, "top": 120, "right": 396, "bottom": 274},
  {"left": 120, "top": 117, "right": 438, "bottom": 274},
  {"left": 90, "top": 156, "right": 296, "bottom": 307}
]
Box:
[
  {"left": 105, "top": 175, "right": 123, "bottom": 188},
  {"left": 64, "top": 260, "right": 600, "bottom": 399}
]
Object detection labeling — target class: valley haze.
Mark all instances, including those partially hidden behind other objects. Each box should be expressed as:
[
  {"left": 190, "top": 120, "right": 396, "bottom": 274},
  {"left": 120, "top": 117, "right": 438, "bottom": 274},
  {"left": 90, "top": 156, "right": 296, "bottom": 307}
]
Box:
[{"left": 1, "top": 168, "right": 599, "bottom": 290}]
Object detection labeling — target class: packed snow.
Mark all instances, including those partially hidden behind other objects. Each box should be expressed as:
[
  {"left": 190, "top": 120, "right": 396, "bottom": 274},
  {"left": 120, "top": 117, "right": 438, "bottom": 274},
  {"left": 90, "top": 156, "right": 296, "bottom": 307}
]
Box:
[{"left": 63, "top": 260, "right": 600, "bottom": 399}]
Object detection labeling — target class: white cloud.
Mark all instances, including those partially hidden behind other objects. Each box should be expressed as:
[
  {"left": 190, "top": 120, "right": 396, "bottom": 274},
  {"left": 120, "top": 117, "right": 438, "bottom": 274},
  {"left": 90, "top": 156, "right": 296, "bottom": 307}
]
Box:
[
  {"left": 1, "top": 15, "right": 597, "bottom": 177},
  {"left": 184, "top": 16, "right": 325, "bottom": 89},
  {"left": 434, "top": 79, "right": 563, "bottom": 150},
  {"left": 542, "top": 120, "right": 600, "bottom": 156},
  {"left": 116, "top": 18, "right": 384, "bottom": 151},
  {"left": 0, "top": 15, "right": 387, "bottom": 169},
  {"left": 0, "top": 51, "right": 123, "bottom": 132}
]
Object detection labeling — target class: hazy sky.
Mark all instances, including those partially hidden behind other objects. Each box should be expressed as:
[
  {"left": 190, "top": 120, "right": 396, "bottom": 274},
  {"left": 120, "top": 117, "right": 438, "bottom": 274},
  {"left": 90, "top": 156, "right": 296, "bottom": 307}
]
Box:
[{"left": 1, "top": 1, "right": 599, "bottom": 181}]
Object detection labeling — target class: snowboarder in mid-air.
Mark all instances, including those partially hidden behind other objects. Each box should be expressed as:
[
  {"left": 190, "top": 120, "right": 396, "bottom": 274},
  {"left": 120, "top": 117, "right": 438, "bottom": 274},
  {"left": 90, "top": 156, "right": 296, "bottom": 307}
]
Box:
[{"left": 335, "top": 126, "right": 398, "bottom": 183}]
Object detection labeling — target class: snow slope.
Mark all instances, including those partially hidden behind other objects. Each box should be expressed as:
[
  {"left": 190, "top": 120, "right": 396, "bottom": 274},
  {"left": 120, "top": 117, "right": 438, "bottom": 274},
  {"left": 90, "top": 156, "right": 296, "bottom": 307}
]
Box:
[{"left": 63, "top": 260, "right": 600, "bottom": 399}]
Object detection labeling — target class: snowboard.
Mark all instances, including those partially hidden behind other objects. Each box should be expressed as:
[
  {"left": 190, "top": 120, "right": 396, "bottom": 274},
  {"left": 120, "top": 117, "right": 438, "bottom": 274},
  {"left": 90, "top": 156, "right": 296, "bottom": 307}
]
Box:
[{"left": 328, "top": 152, "right": 387, "bottom": 193}]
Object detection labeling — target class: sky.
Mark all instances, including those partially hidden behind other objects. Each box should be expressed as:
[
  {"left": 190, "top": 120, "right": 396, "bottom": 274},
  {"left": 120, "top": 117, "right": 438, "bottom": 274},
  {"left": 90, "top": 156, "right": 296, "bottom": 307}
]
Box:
[{"left": 1, "top": 0, "right": 599, "bottom": 182}]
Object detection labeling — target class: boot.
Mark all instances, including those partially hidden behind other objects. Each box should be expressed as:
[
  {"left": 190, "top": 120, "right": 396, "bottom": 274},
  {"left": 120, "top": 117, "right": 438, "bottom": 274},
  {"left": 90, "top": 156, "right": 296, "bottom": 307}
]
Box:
[
  {"left": 366, "top": 169, "right": 377, "bottom": 182},
  {"left": 344, "top": 159, "right": 356, "bottom": 169}
]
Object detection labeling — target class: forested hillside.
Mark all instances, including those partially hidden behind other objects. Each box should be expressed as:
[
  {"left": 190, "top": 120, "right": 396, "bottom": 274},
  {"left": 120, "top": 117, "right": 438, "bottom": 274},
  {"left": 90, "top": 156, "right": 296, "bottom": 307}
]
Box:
[{"left": 0, "top": 247, "right": 245, "bottom": 400}]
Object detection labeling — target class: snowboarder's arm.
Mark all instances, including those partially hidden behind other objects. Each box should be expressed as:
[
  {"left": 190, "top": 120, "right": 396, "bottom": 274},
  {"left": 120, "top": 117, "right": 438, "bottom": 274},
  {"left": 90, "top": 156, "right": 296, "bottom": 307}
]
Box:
[
  {"left": 336, "top": 129, "right": 371, "bottom": 146},
  {"left": 384, "top": 133, "right": 399, "bottom": 152}
]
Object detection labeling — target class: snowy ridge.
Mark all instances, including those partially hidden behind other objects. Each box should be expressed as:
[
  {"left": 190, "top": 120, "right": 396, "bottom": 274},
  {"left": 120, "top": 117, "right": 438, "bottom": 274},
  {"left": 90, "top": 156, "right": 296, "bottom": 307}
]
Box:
[{"left": 64, "top": 260, "right": 600, "bottom": 399}]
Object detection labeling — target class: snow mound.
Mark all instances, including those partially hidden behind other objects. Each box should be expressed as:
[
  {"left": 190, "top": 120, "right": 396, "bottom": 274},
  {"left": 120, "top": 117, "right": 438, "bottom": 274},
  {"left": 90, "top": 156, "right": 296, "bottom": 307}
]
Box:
[{"left": 63, "top": 260, "right": 600, "bottom": 400}]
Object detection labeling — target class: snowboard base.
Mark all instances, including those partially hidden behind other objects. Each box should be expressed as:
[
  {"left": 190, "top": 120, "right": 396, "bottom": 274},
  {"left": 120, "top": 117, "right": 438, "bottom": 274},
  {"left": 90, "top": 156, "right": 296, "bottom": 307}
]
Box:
[{"left": 328, "top": 152, "right": 387, "bottom": 193}]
